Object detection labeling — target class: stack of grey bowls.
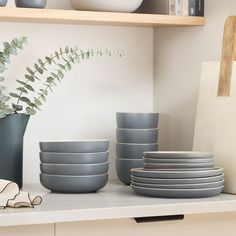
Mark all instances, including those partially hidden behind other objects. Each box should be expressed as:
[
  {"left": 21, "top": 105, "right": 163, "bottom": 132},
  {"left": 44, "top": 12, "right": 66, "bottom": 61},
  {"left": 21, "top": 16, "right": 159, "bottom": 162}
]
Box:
[
  {"left": 116, "top": 112, "right": 159, "bottom": 185},
  {"left": 39, "top": 140, "right": 109, "bottom": 193},
  {"left": 131, "top": 151, "right": 225, "bottom": 198}
]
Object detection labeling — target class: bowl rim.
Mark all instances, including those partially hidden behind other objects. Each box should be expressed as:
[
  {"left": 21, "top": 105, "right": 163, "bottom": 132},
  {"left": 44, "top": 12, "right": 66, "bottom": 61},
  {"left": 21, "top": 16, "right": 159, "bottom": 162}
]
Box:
[
  {"left": 40, "top": 173, "right": 109, "bottom": 178},
  {"left": 116, "top": 112, "right": 159, "bottom": 115},
  {"left": 40, "top": 139, "right": 109, "bottom": 143},
  {"left": 116, "top": 158, "right": 143, "bottom": 161},
  {"left": 116, "top": 143, "right": 158, "bottom": 146},
  {"left": 40, "top": 151, "right": 109, "bottom": 155},
  {"left": 116, "top": 128, "right": 159, "bottom": 131},
  {"left": 40, "top": 162, "right": 109, "bottom": 167}
]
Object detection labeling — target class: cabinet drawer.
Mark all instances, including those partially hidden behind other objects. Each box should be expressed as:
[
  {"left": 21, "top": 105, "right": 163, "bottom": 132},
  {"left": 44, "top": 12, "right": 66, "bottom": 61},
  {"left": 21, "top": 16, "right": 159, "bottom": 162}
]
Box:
[
  {"left": 56, "top": 212, "right": 236, "bottom": 236},
  {"left": 0, "top": 224, "right": 54, "bottom": 236}
]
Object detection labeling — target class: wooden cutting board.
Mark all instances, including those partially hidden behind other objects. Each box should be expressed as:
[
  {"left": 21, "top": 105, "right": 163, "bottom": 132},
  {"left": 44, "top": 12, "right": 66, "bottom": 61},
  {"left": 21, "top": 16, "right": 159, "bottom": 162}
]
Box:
[{"left": 193, "top": 16, "right": 236, "bottom": 194}]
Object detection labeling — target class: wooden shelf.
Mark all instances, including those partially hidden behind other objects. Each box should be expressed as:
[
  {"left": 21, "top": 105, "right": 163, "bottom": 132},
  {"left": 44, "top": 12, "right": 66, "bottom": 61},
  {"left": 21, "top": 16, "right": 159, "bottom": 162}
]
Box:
[{"left": 0, "top": 8, "right": 205, "bottom": 27}]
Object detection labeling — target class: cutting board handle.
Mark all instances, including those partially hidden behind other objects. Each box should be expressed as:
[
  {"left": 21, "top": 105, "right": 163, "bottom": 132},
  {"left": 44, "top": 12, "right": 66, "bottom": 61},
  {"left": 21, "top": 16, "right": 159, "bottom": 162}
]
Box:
[{"left": 218, "top": 16, "right": 236, "bottom": 97}]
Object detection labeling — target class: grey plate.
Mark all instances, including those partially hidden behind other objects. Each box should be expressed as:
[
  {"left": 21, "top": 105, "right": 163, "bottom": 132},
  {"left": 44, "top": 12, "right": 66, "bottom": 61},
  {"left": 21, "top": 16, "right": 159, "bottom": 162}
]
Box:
[
  {"left": 40, "top": 151, "right": 109, "bottom": 164},
  {"left": 143, "top": 158, "right": 215, "bottom": 164},
  {"left": 116, "top": 143, "right": 158, "bottom": 159},
  {"left": 40, "top": 173, "right": 108, "bottom": 193},
  {"left": 143, "top": 162, "right": 215, "bottom": 169},
  {"left": 40, "top": 162, "right": 109, "bottom": 176},
  {"left": 144, "top": 151, "right": 214, "bottom": 159},
  {"left": 131, "top": 180, "right": 225, "bottom": 189},
  {"left": 116, "top": 158, "right": 143, "bottom": 185},
  {"left": 131, "top": 185, "right": 224, "bottom": 198},
  {"left": 116, "top": 112, "right": 159, "bottom": 129},
  {"left": 40, "top": 140, "right": 109, "bottom": 153},
  {"left": 131, "top": 174, "right": 225, "bottom": 184},
  {"left": 116, "top": 128, "right": 158, "bottom": 144},
  {"left": 131, "top": 168, "right": 224, "bottom": 179}
]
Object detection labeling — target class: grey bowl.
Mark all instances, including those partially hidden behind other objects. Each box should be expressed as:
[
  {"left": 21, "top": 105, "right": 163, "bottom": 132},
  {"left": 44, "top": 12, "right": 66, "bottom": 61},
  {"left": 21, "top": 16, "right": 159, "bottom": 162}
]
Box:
[
  {"left": 40, "top": 140, "right": 109, "bottom": 153},
  {"left": 116, "top": 143, "right": 158, "bottom": 159},
  {"left": 143, "top": 157, "right": 215, "bottom": 164},
  {"left": 40, "top": 162, "right": 109, "bottom": 176},
  {"left": 0, "top": 0, "right": 7, "bottom": 6},
  {"left": 116, "top": 128, "right": 158, "bottom": 144},
  {"left": 40, "top": 173, "right": 108, "bottom": 193},
  {"left": 15, "top": 0, "right": 47, "bottom": 8},
  {"left": 116, "top": 158, "right": 143, "bottom": 185},
  {"left": 116, "top": 112, "right": 159, "bottom": 129},
  {"left": 40, "top": 151, "right": 109, "bottom": 164}
]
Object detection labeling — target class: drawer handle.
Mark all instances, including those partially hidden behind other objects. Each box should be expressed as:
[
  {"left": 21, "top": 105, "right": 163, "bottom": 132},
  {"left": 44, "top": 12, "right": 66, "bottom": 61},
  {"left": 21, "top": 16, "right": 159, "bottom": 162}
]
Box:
[{"left": 134, "top": 215, "right": 184, "bottom": 223}]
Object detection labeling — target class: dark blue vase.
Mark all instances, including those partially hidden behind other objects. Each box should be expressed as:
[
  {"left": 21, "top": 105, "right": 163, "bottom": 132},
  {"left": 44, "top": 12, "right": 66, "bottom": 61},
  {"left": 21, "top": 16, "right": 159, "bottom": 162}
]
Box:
[{"left": 0, "top": 114, "right": 29, "bottom": 188}]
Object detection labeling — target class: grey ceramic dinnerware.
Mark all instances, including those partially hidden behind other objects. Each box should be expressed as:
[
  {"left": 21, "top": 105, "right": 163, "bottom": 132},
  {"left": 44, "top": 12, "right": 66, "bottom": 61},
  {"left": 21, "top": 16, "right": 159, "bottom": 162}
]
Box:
[
  {"left": 131, "top": 185, "right": 224, "bottom": 198},
  {"left": 131, "top": 179, "right": 225, "bottom": 189},
  {"left": 131, "top": 174, "right": 224, "bottom": 185},
  {"left": 40, "top": 140, "right": 109, "bottom": 153},
  {"left": 143, "top": 157, "right": 215, "bottom": 164},
  {"left": 131, "top": 168, "right": 224, "bottom": 179},
  {"left": 40, "top": 151, "right": 109, "bottom": 164},
  {"left": 143, "top": 162, "right": 215, "bottom": 170},
  {"left": 144, "top": 151, "right": 214, "bottom": 159},
  {"left": 116, "top": 112, "right": 159, "bottom": 129},
  {"left": 40, "top": 173, "right": 108, "bottom": 193},
  {"left": 116, "top": 143, "right": 158, "bottom": 159},
  {"left": 0, "top": 0, "right": 7, "bottom": 6},
  {"left": 116, "top": 128, "right": 158, "bottom": 144},
  {"left": 15, "top": 0, "right": 47, "bottom": 8},
  {"left": 116, "top": 158, "right": 143, "bottom": 185},
  {"left": 40, "top": 162, "right": 109, "bottom": 176}
]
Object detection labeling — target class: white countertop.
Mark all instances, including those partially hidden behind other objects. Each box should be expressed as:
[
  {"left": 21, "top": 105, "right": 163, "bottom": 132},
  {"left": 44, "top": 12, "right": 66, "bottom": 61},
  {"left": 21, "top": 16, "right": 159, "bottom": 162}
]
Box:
[{"left": 1, "top": 181, "right": 236, "bottom": 227}]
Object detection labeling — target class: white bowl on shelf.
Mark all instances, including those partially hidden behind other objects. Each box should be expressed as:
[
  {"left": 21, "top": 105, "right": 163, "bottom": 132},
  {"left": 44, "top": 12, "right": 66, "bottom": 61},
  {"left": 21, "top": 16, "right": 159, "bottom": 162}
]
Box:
[{"left": 70, "top": 0, "right": 143, "bottom": 13}]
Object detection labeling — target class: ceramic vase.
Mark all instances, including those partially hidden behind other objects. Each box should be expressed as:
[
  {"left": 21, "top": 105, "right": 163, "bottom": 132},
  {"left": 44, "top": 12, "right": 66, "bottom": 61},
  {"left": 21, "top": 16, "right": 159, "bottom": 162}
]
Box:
[{"left": 0, "top": 114, "right": 29, "bottom": 188}]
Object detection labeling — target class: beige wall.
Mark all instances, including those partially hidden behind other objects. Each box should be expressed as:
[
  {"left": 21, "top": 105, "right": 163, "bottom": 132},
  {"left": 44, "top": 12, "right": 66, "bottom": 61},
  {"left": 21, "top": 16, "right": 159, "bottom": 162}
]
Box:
[
  {"left": 154, "top": 0, "right": 236, "bottom": 151},
  {"left": 1, "top": 1, "right": 153, "bottom": 183}
]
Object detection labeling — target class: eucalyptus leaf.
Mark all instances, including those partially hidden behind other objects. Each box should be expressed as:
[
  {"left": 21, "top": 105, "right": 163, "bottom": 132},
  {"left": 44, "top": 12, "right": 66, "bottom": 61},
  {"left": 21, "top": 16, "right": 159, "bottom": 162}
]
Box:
[
  {"left": 26, "top": 107, "right": 36, "bottom": 115},
  {"left": 16, "top": 87, "right": 28, "bottom": 94},
  {"left": 25, "top": 74, "right": 35, "bottom": 82},
  {"left": 9, "top": 93, "right": 20, "bottom": 98},
  {"left": 12, "top": 103, "right": 23, "bottom": 111},
  {"left": 25, "top": 84, "right": 34, "bottom": 92}
]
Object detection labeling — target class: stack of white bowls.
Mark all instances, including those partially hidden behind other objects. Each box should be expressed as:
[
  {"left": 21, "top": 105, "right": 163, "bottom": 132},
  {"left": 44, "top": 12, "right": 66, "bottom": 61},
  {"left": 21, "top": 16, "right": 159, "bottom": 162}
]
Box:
[
  {"left": 115, "top": 112, "right": 159, "bottom": 185},
  {"left": 39, "top": 140, "right": 109, "bottom": 193},
  {"left": 131, "top": 151, "right": 225, "bottom": 198}
]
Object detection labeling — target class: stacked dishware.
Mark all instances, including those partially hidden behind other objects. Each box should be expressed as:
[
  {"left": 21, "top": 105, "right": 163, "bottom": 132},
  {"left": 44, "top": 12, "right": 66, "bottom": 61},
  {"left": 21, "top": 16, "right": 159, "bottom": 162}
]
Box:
[
  {"left": 39, "top": 140, "right": 109, "bottom": 193},
  {"left": 116, "top": 112, "right": 159, "bottom": 185},
  {"left": 131, "top": 151, "right": 225, "bottom": 198}
]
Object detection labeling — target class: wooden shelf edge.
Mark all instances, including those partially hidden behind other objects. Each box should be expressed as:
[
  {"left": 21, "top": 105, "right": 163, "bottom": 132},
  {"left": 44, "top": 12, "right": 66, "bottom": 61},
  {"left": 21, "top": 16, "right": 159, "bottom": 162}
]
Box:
[{"left": 0, "top": 8, "right": 205, "bottom": 27}]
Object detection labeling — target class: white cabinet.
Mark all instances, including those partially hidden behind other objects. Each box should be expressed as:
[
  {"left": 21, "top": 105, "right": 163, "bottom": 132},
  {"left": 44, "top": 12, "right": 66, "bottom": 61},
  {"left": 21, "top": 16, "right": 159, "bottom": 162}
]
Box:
[
  {"left": 56, "top": 213, "right": 236, "bottom": 236},
  {"left": 0, "top": 224, "right": 54, "bottom": 236}
]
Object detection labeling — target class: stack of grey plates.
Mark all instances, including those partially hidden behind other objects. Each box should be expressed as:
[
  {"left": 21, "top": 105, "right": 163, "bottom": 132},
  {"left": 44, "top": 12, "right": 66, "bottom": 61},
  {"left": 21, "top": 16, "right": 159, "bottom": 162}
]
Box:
[
  {"left": 39, "top": 140, "right": 109, "bottom": 193},
  {"left": 115, "top": 112, "right": 159, "bottom": 185},
  {"left": 131, "top": 151, "right": 224, "bottom": 198}
]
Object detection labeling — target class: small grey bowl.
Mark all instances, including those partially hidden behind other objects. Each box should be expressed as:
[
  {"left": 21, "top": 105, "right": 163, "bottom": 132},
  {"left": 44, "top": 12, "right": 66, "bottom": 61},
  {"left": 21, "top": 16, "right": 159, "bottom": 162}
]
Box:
[
  {"left": 40, "top": 140, "right": 109, "bottom": 153},
  {"left": 116, "top": 112, "right": 159, "bottom": 129},
  {"left": 116, "top": 143, "right": 158, "bottom": 159},
  {"left": 15, "top": 0, "right": 47, "bottom": 8},
  {"left": 40, "top": 162, "right": 109, "bottom": 176},
  {"left": 0, "top": 0, "right": 7, "bottom": 6},
  {"left": 116, "top": 158, "right": 143, "bottom": 185},
  {"left": 116, "top": 128, "right": 158, "bottom": 144},
  {"left": 40, "top": 173, "right": 108, "bottom": 193},
  {"left": 40, "top": 151, "right": 109, "bottom": 164}
]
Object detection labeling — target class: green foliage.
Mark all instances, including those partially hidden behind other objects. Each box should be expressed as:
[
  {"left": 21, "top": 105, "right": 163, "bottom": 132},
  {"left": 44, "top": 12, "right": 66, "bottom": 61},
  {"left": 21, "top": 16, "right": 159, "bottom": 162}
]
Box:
[
  {"left": 10, "top": 47, "right": 123, "bottom": 116},
  {"left": 0, "top": 37, "right": 27, "bottom": 118},
  {"left": 0, "top": 36, "right": 123, "bottom": 118}
]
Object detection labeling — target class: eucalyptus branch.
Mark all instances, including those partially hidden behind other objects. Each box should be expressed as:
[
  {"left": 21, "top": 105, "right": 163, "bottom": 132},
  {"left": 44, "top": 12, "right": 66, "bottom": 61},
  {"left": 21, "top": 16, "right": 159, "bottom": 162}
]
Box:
[
  {"left": 9, "top": 47, "right": 123, "bottom": 115},
  {"left": 0, "top": 37, "right": 27, "bottom": 118}
]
